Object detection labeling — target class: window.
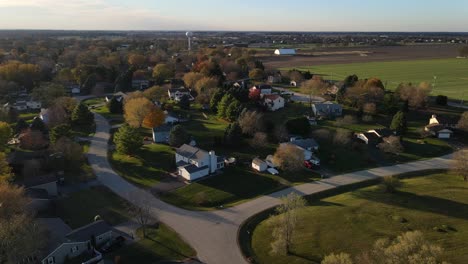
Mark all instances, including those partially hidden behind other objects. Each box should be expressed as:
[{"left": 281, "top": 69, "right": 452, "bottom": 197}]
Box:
[{"left": 71, "top": 246, "right": 79, "bottom": 253}]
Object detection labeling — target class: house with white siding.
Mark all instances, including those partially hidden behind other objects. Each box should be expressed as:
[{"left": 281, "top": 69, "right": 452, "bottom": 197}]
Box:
[
  {"left": 175, "top": 144, "right": 224, "bottom": 181},
  {"left": 263, "top": 94, "right": 285, "bottom": 111}
]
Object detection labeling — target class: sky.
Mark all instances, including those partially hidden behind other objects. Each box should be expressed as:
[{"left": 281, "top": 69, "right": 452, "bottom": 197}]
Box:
[{"left": 0, "top": 0, "right": 467, "bottom": 32}]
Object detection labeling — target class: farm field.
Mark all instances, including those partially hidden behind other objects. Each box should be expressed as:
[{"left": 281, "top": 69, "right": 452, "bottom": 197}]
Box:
[
  {"left": 282, "top": 58, "right": 468, "bottom": 100},
  {"left": 250, "top": 172, "right": 468, "bottom": 264}
]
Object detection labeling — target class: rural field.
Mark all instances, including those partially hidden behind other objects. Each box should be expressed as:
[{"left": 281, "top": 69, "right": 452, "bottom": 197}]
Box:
[
  {"left": 283, "top": 58, "right": 468, "bottom": 100},
  {"left": 250, "top": 171, "right": 468, "bottom": 264}
]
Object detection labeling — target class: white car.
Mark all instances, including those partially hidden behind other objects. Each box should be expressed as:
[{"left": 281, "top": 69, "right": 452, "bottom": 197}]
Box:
[
  {"left": 267, "top": 168, "right": 279, "bottom": 175},
  {"left": 309, "top": 155, "right": 321, "bottom": 166}
]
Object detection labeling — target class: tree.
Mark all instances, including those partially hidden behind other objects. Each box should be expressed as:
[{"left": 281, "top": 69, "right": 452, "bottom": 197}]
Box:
[
  {"left": 128, "top": 190, "right": 155, "bottom": 238},
  {"left": 15, "top": 119, "right": 28, "bottom": 134},
  {"left": 457, "top": 111, "right": 468, "bottom": 132},
  {"left": 49, "top": 124, "right": 72, "bottom": 144},
  {"left": 390, "top": 111, "right": 407, "bottom": 135},
  {"left": 378, "top": 136, "right": 404, "bottom": 154},
  {"left": 124, "top": 97, "right": 154, "bottom": 128},
  {"left": 31, "top": 82, "right": 66, "bottom": 107},
  {"left": 152, "top": 64, "right": 174, "bottom": 84},
  {"left": 51, "top": 137, "right": 84, "bottom": 171},
  {"left": 270, "top": 193, "right": 306, "bottom": 255},
  {"left": 249, "top": 68, "right": 265, "bottom": 80},
  {"left": 322, "top": 253, "right": 354, "bottom": 264},
  {"left": 333, "top": 128, "right": 352, "bottom": 146},
  {"left": 169, "top": 125, "right": 189, "bottom": 147},
  {"left": 238, "top": 110, "right": 263, "bottom": 136},
  {"left": 0, "top": 152, "right": 13, "bottom": 183},
  {"left": 396, "top": 83, "right": 431, "bottom": 109},
  {"left": 183, "top": 72, "right": 204, "bottom": 89},
  {"left": 113, "top": 124, "right": 143, "bottom": 155},
  {"left": 210, "top": 90, "right": 225, "bottom": 113},
  {"left": 289, "top": 70, "right": 304, "bottom": 83},
  {"left": 178, "top": 94, "right": 191, "bottom": 110},
  {"left": 142, "top": 107, "right": 165, "bottom": 129},
  {"left": 452, "top": 149, "right": 468, "bottom": 181},
  {"left": 217, "top": 94, "right": 235, "bottom": 119},
  {"left": 248, "top": 88, "right": 261, "bottom": 101},
  {"left": 380, "top": 176, "right": 402, "bottom": 193},
  {"left": 0, "top": 122, "right": 12, "bottom": 150},
  {"left": 435, "top": 95, "right": 448, "bottom": 106},
  {"left": 224, "top": 122, "right": 242, "bottom": 145},
  {"left": 0, "top": 182, "right": 46, "bottom": 263},
  {"left": 143, "top": 86, "right": 168, "bottom": 101},
  {"left": 30, "top": 117, "right": 46, "bottom": 132},
  {"left": 18, "top": 129, "right": 47, "bottom": 150},
  {"left": 273, "top": 144, "right": 305, "bottom": 172},
  {"left": 47, "top": 103, "right": 69, "bottom": 128},
  {"left": 53, "top": 97, "right": 78, "bottom": 115},
  {"left": 301, "top": 77, "right": 328, "bottom": 107},
  {"left": 225, "top": 100, "right": 241, "bottom": 121},
  {"left": 357, "top": 231, "right": 446, "bottom": 264},
  {"left": 108, "top": 96, "right": 123, "bottom": 114},
  {"left": 195, "top": 76, "right": 217, "bottom": 93},
  {"left": 286, "top": 117, "right": 310, "bottom": 137},
  {"left": 251, "top": 132, "right": 268, "bottom": 149},
  {"left": 71, "top": 103, "right": 94, "bottom": 127},
  {"left": 128, "top": 54, "right": 146, "bottom": 68}
]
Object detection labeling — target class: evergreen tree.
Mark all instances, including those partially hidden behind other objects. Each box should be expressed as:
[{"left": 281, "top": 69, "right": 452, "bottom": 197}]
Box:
[
  {"left": 225, "top": 100, "right": 242, "bottom": 121},
  {"left": 390, "top": 111, "right": 407, "bottom": 135},
  {"left": 30, "top": 117, "right": 46, "bottom": 132},
  {"left": 49, "top": 124, "right": 72, "bottom": 144},
  {"left": 169, "top": 125, "right": 189, "bottom": 147},
  {"left": 107, "top": 97, "right": 123, "bottom": 114},
  {"left": 71, "top": 103, "right": 94, "bottom": 126},
  {"left": 217, "top": 94, "right": 234, "bottom": 119},
  {"left": 113, "top": 124, "right": 143, "bottom": 154},
  {"left": 224, "top": 122, "right": 242, "bottom": 145},
  {"left": 210, "top": 90, "right": 225, "bottom": 113}
]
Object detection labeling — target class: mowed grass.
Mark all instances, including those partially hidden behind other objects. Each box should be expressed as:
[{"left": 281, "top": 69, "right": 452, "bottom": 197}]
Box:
[
  {"left": 110, "top": 144, "right": 175, "bottom": 188},
  {"left": 107, "top": 224, "right": 196, "bottom": 263},
  {"left": 284, "top": 58, "right": 468, "bottom": 100},
  {"left": 251, "top": 172, "right": 468, "bottom": 264},
  {"left": 56, "top": 186, "right": 131, "bottom": 228}
]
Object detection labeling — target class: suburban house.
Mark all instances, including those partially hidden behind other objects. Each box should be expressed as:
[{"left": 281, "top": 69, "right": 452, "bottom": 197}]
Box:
[
  {"left": 274, "top": 49, "right": 296, "bottom": 56},
  {"left": 356, "top": 128, "right": 395, "bottom": 145},
  {"left": 251, "top": 158, "right": 268, "bottom": 172},
  {"left": 263, "top": 94, "right": 285, "bottom": 111},
  {"left": 66, "top": 84, "right": 81, "bottom": 95},
  {"left": 425, "top": 115, "right": 455, "bottom": 139},
  {"left": 39, "top": 109, "right": 50, "bottom": 124},
  {"left": 250, "top": 84, "right": 272, "bottom": 95},
  {"left": 175, "top": 144, "right": 224, "bottom": 181},
  {"left": 132, "top": 78, "right": 150, "bottom": 90},
  {"left": 281, "top": 138, "right": 320, "bottom": 161},
  {"left": 41, "top": 220, "right": 113, "bottom": 264},
  {"left": 267, "top": 73, "right": 282, "bottom": 83},
  {"left": 152, "top": 124, "right": 172, "bottom": 143},
  {"left": 164, "top": 111, "right": 181, "bottom": 124},
  {"left": 312, "top": 102, "right": 343, "bottom": 118},
  {"left": 105, "top": 92, "right": 128, "bottom": 103},
  {"left": 26, "top": 100, "right": 42, "bottom": 109},
  {"left": 12, "top": 100, "right": 28, "bottom": 111},
  {"left": 168, "top": 88, "right": 193, "bottom": 101}
]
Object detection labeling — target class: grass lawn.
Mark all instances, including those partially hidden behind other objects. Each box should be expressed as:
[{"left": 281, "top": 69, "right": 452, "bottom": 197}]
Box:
[
  {"left": 282, "top": 58, "right": 468, "bottom": 100},
  {"left": 251, "top": 172, "right": 468, "bottom": 264},
  {"left": 93, "top": 105, "right": 124, "bottom": 123},
  {"left": 82, "top": 97, "right": 106, "bottom": 107},
  {"left": 55, "top": 186, "right": 131, "bottom": 228},
  {"left": 107, "top": 224, "right": 196, "bottom": 263},
  {"left": 110, "top": 144, "right": 175, "bottom": 188}
]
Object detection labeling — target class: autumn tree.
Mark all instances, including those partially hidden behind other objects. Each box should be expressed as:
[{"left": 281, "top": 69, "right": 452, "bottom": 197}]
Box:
[
  {"left": 249, "top": 68, "right": 265, "bottom": 81},
  {"left": 333, "top": 128, "right": 352, "bottom": 146},
  {"left": 51, "top": 137, "right": 84, "bottom": 171},
  {"left": 143, "top": 86, "right": 168, "bottom": 101},
  {"left": 378, "top": 136, "right": 404, "bottom": 154},
  {"left": 31, "top": 82, "right": 66, "bottom": 107},
  {"left": 452, "top": 149, "right": 468, "bottom": 181},
  {"left": 0, "top": 152, "right": 13, "bottom": 183},
  {"left": 270, "top": 193, "right": 306, "bottom": 256},
  {"left": 152, "top": 64, "right": 174, "bottom": 84},
  {"left": 322, "top": 253, "right": 354, "bottom": 264},
  {"left": 251, "top": 132, "right": 268, "bottom": 149},
  {"left": 289, "top": 70, "right": 304, "bottom": 83},
  {"left": 396, "top": 82, "right": 431, "bottom": 108},
  {"left": 457, "top": 111, "right": 468, "bottom": 132},
  {"left": 49, "top": 124, "right": 72, "bottom": 144},
  {"left": 128, "top": 54, "right": 146, "bottom": 68},
  {"left": 124, "top": 97, "right": 154, "bottom": 128},
  {"left": 380, "top": 175, "right": 402, "bottom": 193},
  {"left": 18, "top": 129, "right": 47, "bottom": 150},
  {"left": 238, "top": 110, "right": 263, "bottom": 136},
  {"left": 301, "top": 76, "right": 328, "bottom": 107},
  {"left": 142, "top": 107, "right": 165, "bottom": 129},
  {"left": 0, "top": 122, "right": 12, "bottom": 150},
  {"left": 114, "top": 124, "right": 143, "bottom": 155},
  {"left": 169, "top": 125, "right": 189, "bottom": 147},
  {"left": 273, "top": 144, "right": 305, "bottom": 172},
  {"left": 183, "top": 72, "right": 204, "bottom": 89}
]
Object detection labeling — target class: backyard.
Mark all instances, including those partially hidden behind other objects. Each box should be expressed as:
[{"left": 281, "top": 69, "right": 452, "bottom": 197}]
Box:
[{"left": 250, "top": 171, "right": 468, "bottom": 264}]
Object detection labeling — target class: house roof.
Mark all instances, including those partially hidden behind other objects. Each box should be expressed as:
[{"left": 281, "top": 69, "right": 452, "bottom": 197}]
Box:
[
  {"left": 252, "top": 158, "right": 266, "bottom": 166},
  {"left": 180, "top": 164, "right": 209, "bottom": 174},
  {"left": 176, "top": 144, "right": 209, "bottom": 161},
  {"left": 169, "top": 88, "right": 190, "bottom": 94},
  {"left": 252, "top": 84, "right": 272, "bottom": 90},
  {"left": 362, "top": 132, "right": 381, "bottom": 144},
  {"left": 372, "top": 128, "right": 394, "bottom": 138},
  {"left": 438, "top": 129, "right": 454, "bottom": 134},
  {"left": 153, "top": 124, "right": 172, "bottom": 133},
  {"left": 313, "top": 102, "right": 342, "bottom": 112},
  {"left": 290, "top": 138, "right": 319, "bottom": 149},
  {"left": 426, "top": 124, "right": 445, "bottom": 132},
  {"left": 263, "top": 94, "right": 282, "bottom": 101},
  {"left": 66, "top": 220, "right": 112, "bottom": 242}
]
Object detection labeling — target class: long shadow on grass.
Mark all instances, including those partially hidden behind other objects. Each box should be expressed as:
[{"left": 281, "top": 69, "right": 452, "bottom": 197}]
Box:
[
  {"left": 354, "top": 190, "right": 468, "bottom": 221},
  {"left": 146, "top": 237, "right": 197, "bottom": 261}
]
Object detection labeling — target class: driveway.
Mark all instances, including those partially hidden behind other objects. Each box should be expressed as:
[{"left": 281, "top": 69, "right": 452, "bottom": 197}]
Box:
[{"left": 87, "top": 113, "right": 453, "bottom": 264}]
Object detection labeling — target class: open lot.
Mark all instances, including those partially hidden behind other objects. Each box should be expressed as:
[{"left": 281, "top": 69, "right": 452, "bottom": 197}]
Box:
[
  {"left": 251, "top": 171, "right": 468, "bottom": 264},
  {"left": 282, "top": 58, "right": 468, "bottom": 100}
]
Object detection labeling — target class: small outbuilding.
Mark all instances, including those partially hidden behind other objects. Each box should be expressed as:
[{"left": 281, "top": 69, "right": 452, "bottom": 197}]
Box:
[
  {"left": 252, "top": 158, "right": 268, "bottom": 172},
  {"left": 274, "top": 49, "right": 296, "bottom": 56}
]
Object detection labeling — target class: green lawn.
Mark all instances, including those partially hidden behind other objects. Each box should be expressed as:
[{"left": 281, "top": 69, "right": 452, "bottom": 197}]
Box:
[
  {"left": 82, "top": 97, "right": 106, "bottom": 107},
  {"left": 93, "top": 105, "right": 124, "bottom": 123},
  {"left": 56, "top": 186, "right": 131, "bottom": 228},
  {"left": 110, "top": 144, "right": 175, "bottom": 188},
  {"left": 251, "top": 172, "right": 468, "bottom": 264},
  {"left": 282, "top": 58, "right": 468, "bottom": 100},
  {"left": 107, "top": 224, "right": 196, "bottom": 263}
]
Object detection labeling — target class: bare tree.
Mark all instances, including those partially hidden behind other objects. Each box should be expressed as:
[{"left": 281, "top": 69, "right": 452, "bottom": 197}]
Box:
[
  {"left": 333, "top": 128, "right": 352, "bottom": 146},
  {"left": 273, "top": 144, "right": 305, "bottom": 172},
  {"left": 457, "top": 111, "right": 468, "bottom": 132},
  {"left": 452, "top": 149, "right": 468, "bottom": 181},
  {"left": 251, "top": 132, "right": 268, "bottom": 149},
  {"left": 128, "top": 191, "right": 155, "bottom": 238},
  {"left": 322, "top": 253, "right": 354, "bottom": 264},
  {"left": 270, "top": 193, "right": 306, "bottom": 255},
  {"left": 378, "top": 136, "right": 404, "bottom": 154},
  {"left": 335, "top": 115, "right": 357, "bottom": 127},
  {"left": 238, "top": 110, "right": 263, "bottom": 136}
]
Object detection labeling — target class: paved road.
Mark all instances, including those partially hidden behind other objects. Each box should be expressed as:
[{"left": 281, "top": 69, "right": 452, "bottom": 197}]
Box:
[
  {"left": 273, "top": 86, "right": 325, "bottom": 103},
  {"left": 87, "top": 113, "right": 454, "bottom": 264},
  {"left": 448, "top": 101, "right": 468, "bottom": 110}
]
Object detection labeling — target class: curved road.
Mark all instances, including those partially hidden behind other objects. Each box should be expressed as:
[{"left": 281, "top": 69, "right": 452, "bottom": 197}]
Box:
[{"left": 87, "top": 113, "right": 454, "bottom": 264}]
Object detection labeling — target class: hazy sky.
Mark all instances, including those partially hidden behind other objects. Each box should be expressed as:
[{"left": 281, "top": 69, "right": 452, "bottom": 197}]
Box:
[{"left": 0, "top": 0, "right": 467, "bottom": 31}]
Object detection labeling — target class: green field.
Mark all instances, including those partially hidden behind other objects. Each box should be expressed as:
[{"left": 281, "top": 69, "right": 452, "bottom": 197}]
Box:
[
  {"left": 284, "top": 58, "right": 468, "bottom": 100},
  {"left": 250, "top": 172, "right": 468, "bottom": 264}
]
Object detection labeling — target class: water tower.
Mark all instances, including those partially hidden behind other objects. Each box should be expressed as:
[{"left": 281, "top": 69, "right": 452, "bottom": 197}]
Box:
[{"left": 186, "top": 31, "right": 193, "bottom": 51}]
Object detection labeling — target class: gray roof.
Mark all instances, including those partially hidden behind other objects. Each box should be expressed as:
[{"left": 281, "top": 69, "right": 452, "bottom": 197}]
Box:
[
  {"left": 66, "top": 220, "right": 111, "bottom": 242},
  {"left": 169, "top": 88, "right": 190, "bottom": 94},
  {"left": 153, "top": 124, "right": 172, "bottom": 133},
  {"left": 372, "top": 128, "right": 394, "bottom": 138},
  {"left": 290, "top": 138, "right": 319, "bottom": 149},
  {"left": 176, "top": 144, "right": 209, "bottom": 161},
  {"left": 181, "top": 164, "right": 209, "bottom": 173},
  {"left": 313, "top": 102, "right": 342, "bottom": 111}
]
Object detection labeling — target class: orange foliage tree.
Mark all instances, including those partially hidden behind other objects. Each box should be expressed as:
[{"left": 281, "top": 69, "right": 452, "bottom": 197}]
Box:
[{"left": 142, "top": 107, "right": 166, "bottom": 129}]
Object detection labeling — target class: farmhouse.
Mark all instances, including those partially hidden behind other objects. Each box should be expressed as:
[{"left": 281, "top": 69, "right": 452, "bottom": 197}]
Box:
[
  {"left": 274, "top": 49, "right": 296, "bottom": 56},
  {"left": 41, "top": 220, "right": 113, "bottom": 264},
  {"left": 263, "top": 94, "right": 285, "bottom": 111},
  {"left": 424, "top": 115, "right": 455, "bottom": 139},
  {"left": 312, "top": 102, "right": 343, "bottom": 118},
  {"left": 175, "top": 144, "right": 224, "bottom": 181}
]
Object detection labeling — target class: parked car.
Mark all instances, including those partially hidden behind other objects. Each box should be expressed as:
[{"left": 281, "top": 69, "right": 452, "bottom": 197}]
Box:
[
  {"left": 267, "top": 167, "right": 279, "bottom": 175},
  {"left": 100, "top": 236, "right": 126, "bottom": 253},
  {"left": 304, "top": 160, "right": 314, "bottom": 169}
]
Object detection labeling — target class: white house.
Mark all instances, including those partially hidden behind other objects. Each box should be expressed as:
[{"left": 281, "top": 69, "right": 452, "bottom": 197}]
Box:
[
  {"left": 12, "top": 101, "right": 28, "bottom": 111},
  {"left": 281, "top": 138, "right": 319, "bottom": 161},
  {"left": 252, "top": 158, "right": 268, "bottom": 172},
  {"left": 41, "top": 220, "right": 113, "bottom": 264},
  {"left": 274, "top": 49, "right": 296, "bottom": 56},
  {"left": 168, "top": 88, "right": 192, "bottom": 101},
  {"left": 175, "top": 144, "right": 224, "bottom": 181},
  {"left": 425, "top": 114, "right": 455, "bottom": 139},
  {"left": 27, "top": 100, "right": 42, "bottom": 110},
  {"left": 263, "top": 94, "right": 285, "bottom": 111}
]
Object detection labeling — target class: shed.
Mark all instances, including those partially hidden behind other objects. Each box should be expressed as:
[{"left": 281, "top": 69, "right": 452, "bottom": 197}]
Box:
[
  {"left": 252, "top": 158, "right": 268, "bottom": 172},
  {"left": 274, "top": 49, "right": 296, "bottom": 56}
]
